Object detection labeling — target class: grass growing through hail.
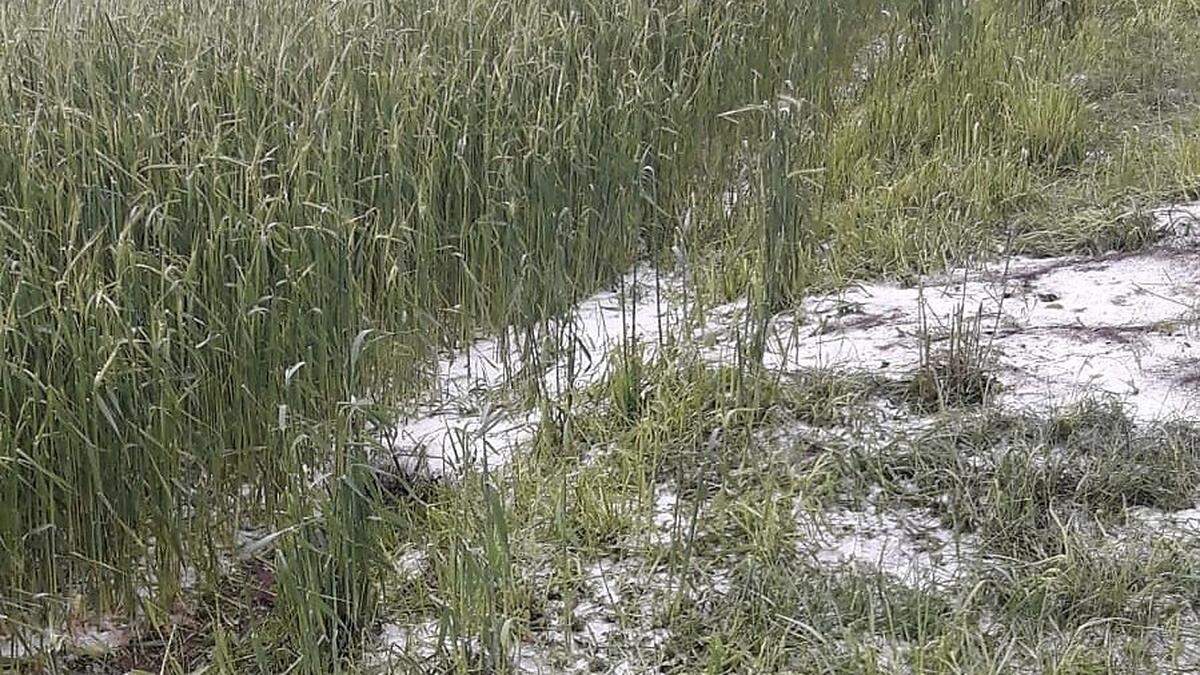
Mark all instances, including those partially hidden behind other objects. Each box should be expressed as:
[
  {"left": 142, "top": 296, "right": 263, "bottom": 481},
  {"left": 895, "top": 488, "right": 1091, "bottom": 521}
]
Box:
[
  {"left": 366, "top": 356, "right": 1200, "bottom": 673},
  {"left": 3, "top": 0, "right": 1200, "bottom": 671}
]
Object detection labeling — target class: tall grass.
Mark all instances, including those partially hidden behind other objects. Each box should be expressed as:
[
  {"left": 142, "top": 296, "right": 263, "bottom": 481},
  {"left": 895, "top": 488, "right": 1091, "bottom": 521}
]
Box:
[
  {"left": 0, "top": 0, "right": 870, "bottom": 665},
  {"left": 693, "top": 0, "right": 1104, "bottom": 306}
]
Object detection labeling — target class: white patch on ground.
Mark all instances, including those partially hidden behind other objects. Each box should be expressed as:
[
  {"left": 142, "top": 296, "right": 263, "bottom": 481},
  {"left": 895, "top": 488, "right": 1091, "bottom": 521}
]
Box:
[
  {"left": 805, "top": 499, "right": 974, "bottom": 586},
  {"left": 648, "top": 486, "right": 688, "bottom": 547},
  {"left": 0, "top": 617, "right": 129, "bottom": 663},
  {"left": 699, "top": 203, "right": 1200, "bottom": 420},
  {"left": 1156, "top": 201, "right": 1200, "bottom": 241},
  {"left": 392, "top": 546, "right": 428, "bottom": 582},
  {"left": 380, "top": 265, "right": 690, "bottom": 478},
  {"left": 384, "top": 202, "right": 1200, "bottom": 480},
  {"left": 364, "top": 200, "right": 1200, "bottom": 673},
  {"left": 1123, "top": 502, "right": 1200, "bottom": 540},
  {"left": 365, "top": 557, "right": 679, "bottom": 674},
  {"left": 369, "top": 619, "right": 441, "bottom": 667},
  {"left": 757, "top": 396, "right": 941, "bottom": 456},
  {"left": 511, "top": 559, "right": 678, "bottom": 674}
]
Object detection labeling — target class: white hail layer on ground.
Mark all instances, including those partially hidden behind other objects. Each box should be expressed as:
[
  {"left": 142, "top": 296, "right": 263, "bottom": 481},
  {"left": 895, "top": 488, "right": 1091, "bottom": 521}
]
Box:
[
  {"left": 0, "top": 620, "right": 128, "bottom": 663},
  {"left": 367, "top": 203, "right": 1200, "bottom": 670},
  {"left": 711, "top": 201, "right": 1200, "bottom": 420},
  {"left": 370, "top": 557, "right": 678, "bottom": 674},
  {"left": 380, "top": 264, "right": 690, "bottom": 477},
  {"left": 382, "top": 201, "right": 1200, "bottom": 480},
  {"left": 807, "top": 499, "right": 975, "bottom": 586}
]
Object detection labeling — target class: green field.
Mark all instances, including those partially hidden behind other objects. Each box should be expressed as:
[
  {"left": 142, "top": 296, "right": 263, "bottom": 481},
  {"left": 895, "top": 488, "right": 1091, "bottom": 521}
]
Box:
[{"left": 3, "top": 0, "right": 1200, "bottom": 672}]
